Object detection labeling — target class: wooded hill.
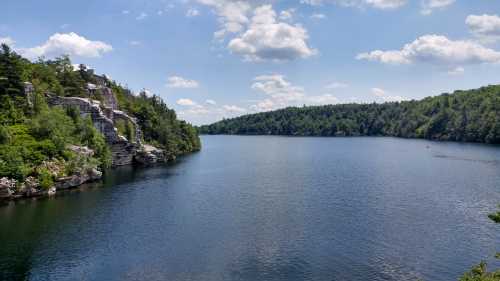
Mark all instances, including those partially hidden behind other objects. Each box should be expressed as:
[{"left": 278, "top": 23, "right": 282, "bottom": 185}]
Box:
[{"left": 199, "top": 86, "right": 500, "bottom": 144}]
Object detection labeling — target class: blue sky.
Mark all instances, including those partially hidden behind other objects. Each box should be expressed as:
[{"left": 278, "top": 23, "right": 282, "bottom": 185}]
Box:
[{"left": 1, "top": 0, "right": 500, "bottom": 125}]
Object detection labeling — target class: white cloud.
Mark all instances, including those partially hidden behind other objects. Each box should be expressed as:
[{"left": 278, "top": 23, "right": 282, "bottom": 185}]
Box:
[
  {"left": 365, "top": 0, "right": 406, "bottom": 10},
  {"left": 279, "top": 9, "right": 295, "bottom": 21},
  {"left": 466, "top": 14, "right": 500, "bottom": 43},
  {"left": 136, "top": 12, "right": 148, "bottom": 20},
  {"left": 177, "top": 98, "right": 197, "bottom": 106},
  {"left": 301, "top": 0, "right": 407, "bottom": 10},
  {"left": 206, "top": 99, "right": 217, "bottom": 105},
  {"left": 197, "top": 1, "right": 315, "bottom": 61},
  {"left": 122, "top": 10, "right": 130, "bottom": 15},
  {"left": 129, "top": 40, "right": 142, "bottom": 46},
  {"left": 186, "top": 8, "right": 201, "bottom": 17},
  {"left": 228, "top": 5, "right": 316, "bottom": 62},
  {"left": 166, "top": 76, "right": 200, "bottom": 88},
  {"left": 447, "top": 66, "right": 464, "bottom": 75},
  {"left": 326, "top": 82, "right": 349, "bottom": 89},
  {"left": 356, "top": 34, "right": 500, "bottom": 66},
  {"left": 311, "top": 13, "right": 327, "bottom": 20},
  {"left": 371, "top": 87, "right": 406, "bottom": 102},
  {"left": 197, "top": 0, "right": 252, "bottom": 38},
  {"left": 250, "top": 74, "right": 340, "bottom": 112},
  {"left": 421, "top": 0, "right": 455, "bottom": 15},
  {"left": 60, "top": 23, "right": 70, "bottom": 30},
  {"left": 306, "top": 94, "right": 340, "bottom": 105},
  {"left": 0, "top": 37, "right": 15, "bottom": 46},
  {"left": 18, "top": 32, "right": 112, "bottom": 60},
  {"left": 223, "top": 105, "right": 246, "bottom": 113}
]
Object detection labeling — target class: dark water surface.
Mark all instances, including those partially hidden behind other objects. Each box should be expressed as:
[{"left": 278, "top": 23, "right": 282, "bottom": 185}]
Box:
[{"left": 1, "top": 136, "right": 499, "bottom": 281}]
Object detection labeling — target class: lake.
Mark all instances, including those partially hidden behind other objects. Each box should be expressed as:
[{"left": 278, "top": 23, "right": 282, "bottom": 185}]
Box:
[{"left": 0, "top": 136, "right": 499, "bottom": 281}]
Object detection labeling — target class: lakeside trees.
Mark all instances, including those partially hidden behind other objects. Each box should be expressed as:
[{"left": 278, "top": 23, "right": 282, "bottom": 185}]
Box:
[{"left": 199, "top": 86, "right": 500, "bottom": 144}]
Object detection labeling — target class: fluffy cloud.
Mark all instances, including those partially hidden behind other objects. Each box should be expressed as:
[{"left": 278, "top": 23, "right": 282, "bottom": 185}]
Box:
[
  {"left": 421, "top": 0, "right": 455, "bottom": 15},
  {"left": 356, "top": 34, "right": 500, "bottom": 66},
  {"left": 0, "top": 37, "right": 15, "bottom": 46},
  {"left": 176, "top": 98, "right": 197, "bottom": 106},
  {"left": 228, "top": 5, "right": 316, "bottom": 62},
  {"left": 197, "top": 1, "right": 315, "bottom": 62},
  {"left": 206, "top": 99, "right": 217, "bottom": 105},
  {"left": 19, "top": 32, "right": 112, "bottom": 60},
  {"left": 371, "top": 87, "right": 407, "bottom": 102},
  {"left": 197, "top": 0, "right": 252, "bottom": 37},
  {"left": 466, "top": 14, "right": 500, "bottom": 43},
  {"left": 186, "top": 8, "right": 201, "bottom": 17},
  {"left": 166, "top": 76, "right": 200, "bottom": 88}
]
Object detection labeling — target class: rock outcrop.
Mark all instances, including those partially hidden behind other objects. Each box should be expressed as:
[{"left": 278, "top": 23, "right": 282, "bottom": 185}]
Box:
[
  {"left": 46, "top": 85, "right": 166, "bottom": 167},
  {"left": 55, "top": 168, "right": 102, "bottom": 190},
  {"left": 47, "top": 95, "right": 142, "bottom": 166},
  {"left": 0, "top": 178, "right": 16, "bottom": 199},
  {"left": 135, "top": 144, "right": 169, "bottom": 164},
  {"left": 0, "top": 145, "right": 103, "bottom": 201}
]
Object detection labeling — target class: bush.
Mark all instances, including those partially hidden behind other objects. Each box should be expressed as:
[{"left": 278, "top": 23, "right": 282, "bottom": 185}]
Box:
[{"left": 37, "top": 167, "right": 53, "bottom": 190}]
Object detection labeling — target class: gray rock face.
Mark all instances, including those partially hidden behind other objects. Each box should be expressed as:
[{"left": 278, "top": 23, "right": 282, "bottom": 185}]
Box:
[
  {"left": 135, "top": 144, "right": 167, "bottom": 165},
  {"left": 47, "top": 95, "right": 142, "bottom": 166},
  {"left": 47, "top": 96, "right": 121, "bottom": 144},
  {"left": 101, "top": 87, "right": 119, "bottom": 110},
  {"left": 46, "top": 88, "right": 171, "bottom": 168},
  {"left": 55, "top": 168, "right": 102, "bottom": 190},
  {"left": 0, "top": 178, "right": 16, "bottom": 199},
  {"left": 112, "top": 110, "right": 142, "bottom": 145},
  {"left": 111, "top": 142, "right": 140, "bottom": 166}
]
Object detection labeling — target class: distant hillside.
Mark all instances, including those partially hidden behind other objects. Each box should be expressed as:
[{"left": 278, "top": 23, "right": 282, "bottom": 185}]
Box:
[{"left": 199, "top": 86, "right": 500, "bottom": 144}]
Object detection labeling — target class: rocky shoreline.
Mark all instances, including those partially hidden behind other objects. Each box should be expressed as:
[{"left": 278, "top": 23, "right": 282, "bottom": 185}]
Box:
[{"left": 0, "top": 144, "right": 171, "bottom": 201}]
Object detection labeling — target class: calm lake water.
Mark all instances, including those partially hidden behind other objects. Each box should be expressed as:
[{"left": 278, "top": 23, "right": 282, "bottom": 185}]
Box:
[{"left": 1, "top": 136, "right": 499, "bottom": 281}]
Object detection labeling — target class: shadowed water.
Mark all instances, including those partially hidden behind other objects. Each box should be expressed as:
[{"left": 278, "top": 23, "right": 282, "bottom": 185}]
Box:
[{"left": 0, "top": 136, "right": 499, "bottom": 281}]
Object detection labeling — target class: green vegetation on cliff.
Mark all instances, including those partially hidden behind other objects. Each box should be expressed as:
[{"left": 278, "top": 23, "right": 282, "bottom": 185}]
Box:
[
  {"left": 199, "top": 86, "right": 500, "bottom": 144},
  {"left": 0, "top": 43, "right": 200, "bottom": 184}
]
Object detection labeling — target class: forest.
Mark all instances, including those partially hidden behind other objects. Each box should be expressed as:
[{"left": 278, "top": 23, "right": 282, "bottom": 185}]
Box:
[
  {"left": 0, "top": 43, "right": 200, "bottom": 183},
  {"left": 199, "top": 86, "right": 500, "bottom": 144}
]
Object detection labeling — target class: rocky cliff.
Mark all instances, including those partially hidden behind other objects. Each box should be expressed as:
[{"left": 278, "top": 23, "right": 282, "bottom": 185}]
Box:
[{"left": 47, "top": 86, "right": 166, "bottom": 167}]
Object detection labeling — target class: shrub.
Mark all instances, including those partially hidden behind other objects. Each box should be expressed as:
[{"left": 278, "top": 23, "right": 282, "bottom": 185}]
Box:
[{"left": 37, "top": 167, "right": 53, "bottom": 190}]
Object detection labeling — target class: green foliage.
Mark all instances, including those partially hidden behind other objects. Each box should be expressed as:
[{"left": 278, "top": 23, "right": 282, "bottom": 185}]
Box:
[
  {"left": 111, "top": 86, "right": 201, "bottom": 156},
  {"left": 459, "top": 206, "right": 500, "bottom": 281},
  {"left": 0, "top": 125, "right": 10, "bottom": 144},
  {"left": 199, "top": 86, "right": 500, "bottom": 144},
  {"left": 115, "top": 119, "right": 135, "bottom": 142},
  {"left": 37, "top": 167, "right": 54, "bottom": 190},
  {"left": 460, "top": 262, "right": 500, "bottom": 281},
  {"left": 488, "top": 206, "right": 500, "bottom": 223}
]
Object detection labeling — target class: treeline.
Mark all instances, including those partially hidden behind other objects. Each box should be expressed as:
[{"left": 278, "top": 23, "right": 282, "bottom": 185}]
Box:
[
  {"left": 199, "top": 86, "right": 500, "bottom": 144},
  {"left": 0, "top": 43, "right": 199, "bottom": 182}
]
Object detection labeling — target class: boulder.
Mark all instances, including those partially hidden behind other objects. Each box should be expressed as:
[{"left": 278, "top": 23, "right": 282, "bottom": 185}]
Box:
[
  {"left": 55, "top": 168, "right": 102, "bottom": 190},
  {"left": 135, "top": 144, "right": 167, "bottom": 165},
  {"left": 0, "top": 177, "right": 16, "bottom": 199}
]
